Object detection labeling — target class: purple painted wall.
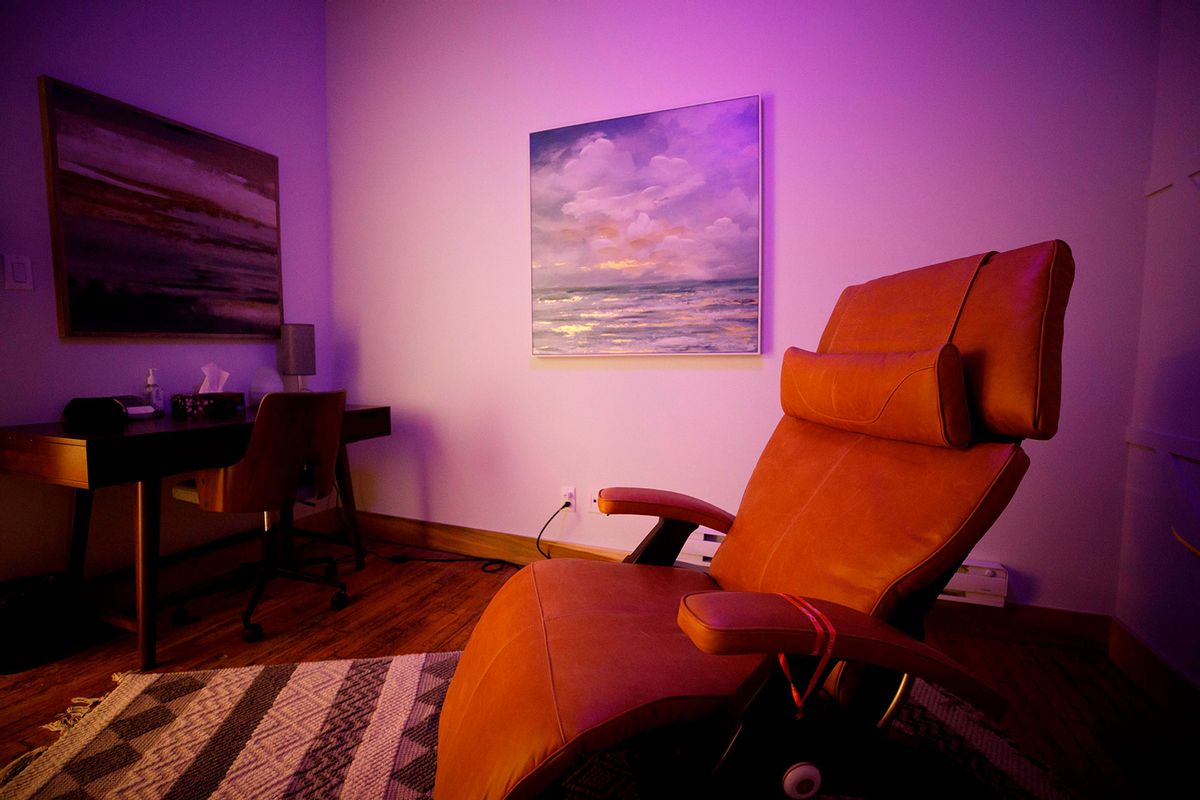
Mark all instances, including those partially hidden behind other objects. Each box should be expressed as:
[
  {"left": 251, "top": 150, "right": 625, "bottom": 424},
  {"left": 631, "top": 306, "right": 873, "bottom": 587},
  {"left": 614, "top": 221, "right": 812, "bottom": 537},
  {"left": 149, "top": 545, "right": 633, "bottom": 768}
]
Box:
[
  {"left": 326, "top": 0, "right": 1160, "bottom": 614},
  {"left": 0, "top": 0, "right": 330, "bottom": 577}
]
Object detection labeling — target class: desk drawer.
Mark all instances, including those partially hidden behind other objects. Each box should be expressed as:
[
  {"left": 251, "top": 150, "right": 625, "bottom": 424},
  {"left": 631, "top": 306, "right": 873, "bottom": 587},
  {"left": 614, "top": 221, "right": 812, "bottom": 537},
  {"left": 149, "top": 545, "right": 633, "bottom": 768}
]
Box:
[{"left": 0, "top": 435, "right": 89, "bottom": 488}]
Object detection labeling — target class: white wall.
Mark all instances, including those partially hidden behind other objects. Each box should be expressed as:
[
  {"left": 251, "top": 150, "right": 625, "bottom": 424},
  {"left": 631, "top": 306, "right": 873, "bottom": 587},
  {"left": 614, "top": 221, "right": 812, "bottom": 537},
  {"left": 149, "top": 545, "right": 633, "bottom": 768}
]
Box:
[
  {"left": 0, "top": 0, "right": 331, "bottom": 578},
  {"left": 1118, "top": 0, "right": 1200, "bottom": 685},
  {"left": 325, "top": 0, "right": 1160, "bottom": 613}
]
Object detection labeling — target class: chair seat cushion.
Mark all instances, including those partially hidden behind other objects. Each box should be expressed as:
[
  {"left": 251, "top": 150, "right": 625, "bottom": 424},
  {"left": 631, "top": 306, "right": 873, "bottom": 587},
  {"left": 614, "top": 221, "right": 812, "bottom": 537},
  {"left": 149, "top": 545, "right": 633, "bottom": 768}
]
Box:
[{"left": 434, "top": 559, "right": 768, "bottom": 799}]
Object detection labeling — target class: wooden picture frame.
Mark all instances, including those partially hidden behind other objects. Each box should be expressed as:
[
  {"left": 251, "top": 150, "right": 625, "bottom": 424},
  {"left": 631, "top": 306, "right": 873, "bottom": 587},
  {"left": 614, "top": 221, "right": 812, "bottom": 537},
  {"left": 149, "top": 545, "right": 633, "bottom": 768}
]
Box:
[{"left": 39, "top": 77, "right": 283, "bottom": 338}]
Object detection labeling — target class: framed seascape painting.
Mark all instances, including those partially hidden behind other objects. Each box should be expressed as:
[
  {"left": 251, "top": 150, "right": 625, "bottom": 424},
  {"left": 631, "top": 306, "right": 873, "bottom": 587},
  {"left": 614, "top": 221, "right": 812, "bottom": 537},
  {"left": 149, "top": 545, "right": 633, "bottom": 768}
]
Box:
[
  {"left": 39, "top": 77, "right": 282, "bottom": 338},
  {"left": 531, "top": 95, "right": 761, "bottom": 356}
]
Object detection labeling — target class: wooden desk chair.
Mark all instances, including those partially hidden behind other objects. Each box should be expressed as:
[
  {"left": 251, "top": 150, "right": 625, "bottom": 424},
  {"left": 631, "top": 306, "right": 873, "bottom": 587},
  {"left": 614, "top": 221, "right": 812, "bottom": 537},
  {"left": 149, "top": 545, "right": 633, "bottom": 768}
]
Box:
[{"left": 172, "top": 390, "right": 350, "bottom": 642}]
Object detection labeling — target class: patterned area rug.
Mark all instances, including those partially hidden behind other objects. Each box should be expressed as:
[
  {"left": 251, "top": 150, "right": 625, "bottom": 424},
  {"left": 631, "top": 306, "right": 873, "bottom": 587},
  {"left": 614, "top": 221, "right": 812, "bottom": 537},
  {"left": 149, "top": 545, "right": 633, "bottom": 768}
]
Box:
[
  {"left": 0, "top": 652, "right": 455, "bottom": 800},
  {"left": 0, "top": 652, "right": 1067, "bottom": 799},
  {"left": 889, "top": 680, "right": 1070, "bottom": 799}
]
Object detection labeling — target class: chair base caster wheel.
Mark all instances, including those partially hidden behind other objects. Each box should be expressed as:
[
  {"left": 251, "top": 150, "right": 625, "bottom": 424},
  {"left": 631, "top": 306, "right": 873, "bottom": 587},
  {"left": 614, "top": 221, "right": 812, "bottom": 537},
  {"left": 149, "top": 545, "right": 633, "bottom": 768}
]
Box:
[
  {"left": 782, "top": 762, "right": 821, "bottom": 800},
  {"left": 242, "top": 622, "right": 264, "bottom": 643},
  {"left": 324, "top": 562, "right": 338, "bottom": 579},
  {"left": 331, "top": 590, "right": 349, "bottom": 610}
]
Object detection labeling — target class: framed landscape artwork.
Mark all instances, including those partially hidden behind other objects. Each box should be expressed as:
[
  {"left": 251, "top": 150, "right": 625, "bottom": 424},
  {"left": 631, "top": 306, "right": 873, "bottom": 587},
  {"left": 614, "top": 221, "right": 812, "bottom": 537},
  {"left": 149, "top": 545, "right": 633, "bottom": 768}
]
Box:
[
  {"left": 531, "top": 95, "right": 761, "bottom": 356},
  {"left": 39, "top": 77, "right": 282, "bottom": 338}
]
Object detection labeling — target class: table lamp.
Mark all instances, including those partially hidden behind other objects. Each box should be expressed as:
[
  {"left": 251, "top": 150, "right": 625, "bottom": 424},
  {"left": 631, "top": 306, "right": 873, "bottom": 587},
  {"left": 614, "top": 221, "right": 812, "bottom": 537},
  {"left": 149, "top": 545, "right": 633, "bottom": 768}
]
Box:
[{"left": 278, "top": 323, "right": 315, "bottom": 392}]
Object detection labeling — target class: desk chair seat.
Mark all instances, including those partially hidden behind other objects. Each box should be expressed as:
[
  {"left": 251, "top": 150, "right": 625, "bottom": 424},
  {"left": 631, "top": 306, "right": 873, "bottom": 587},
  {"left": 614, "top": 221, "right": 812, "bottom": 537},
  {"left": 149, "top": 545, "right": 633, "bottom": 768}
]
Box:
[
  {"left": 172, "top": 391, "right": 349, "bottom": 642},
  {"left": 435, "top": 241, "right": 1075, "bottom": 799}
]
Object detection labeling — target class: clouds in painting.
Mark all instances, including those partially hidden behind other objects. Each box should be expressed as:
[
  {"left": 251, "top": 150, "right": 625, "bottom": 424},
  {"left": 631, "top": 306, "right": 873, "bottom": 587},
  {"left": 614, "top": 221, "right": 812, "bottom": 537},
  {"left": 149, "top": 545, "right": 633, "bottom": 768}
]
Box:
[{"left": 531, "top": 96, "right": 759, "bottom": 290}]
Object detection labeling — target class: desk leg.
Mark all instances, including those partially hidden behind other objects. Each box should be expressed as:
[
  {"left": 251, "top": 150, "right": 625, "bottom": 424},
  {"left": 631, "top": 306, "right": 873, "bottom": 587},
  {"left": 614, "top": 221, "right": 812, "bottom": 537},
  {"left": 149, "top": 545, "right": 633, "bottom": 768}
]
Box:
[
  {"left": 136, "top": 478, "right": 161, "bottom": 670},
  {"left": 335, "top": 443, "right": 366, "bottom": 570},
  {"left": 66, "top": 488, "right": 94, "bottom": 604}
]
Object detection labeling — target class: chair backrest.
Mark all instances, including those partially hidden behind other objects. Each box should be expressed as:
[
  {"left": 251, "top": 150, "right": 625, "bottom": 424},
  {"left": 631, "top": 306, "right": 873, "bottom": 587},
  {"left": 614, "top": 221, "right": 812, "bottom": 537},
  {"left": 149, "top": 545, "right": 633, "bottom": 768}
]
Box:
[
  {"left": 709, "top": 241, "right": 1074, "bottom": 627},
  {"left": 195, "top": 391, "right": 346, "bottom": 514}
]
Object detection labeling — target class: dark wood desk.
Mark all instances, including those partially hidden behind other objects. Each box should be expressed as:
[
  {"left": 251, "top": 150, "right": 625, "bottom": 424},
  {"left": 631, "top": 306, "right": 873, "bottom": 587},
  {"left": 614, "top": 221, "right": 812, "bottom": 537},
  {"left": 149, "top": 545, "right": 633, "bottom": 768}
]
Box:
[{"left": 0, "top": 404, "right": 390, "bottom": 669}]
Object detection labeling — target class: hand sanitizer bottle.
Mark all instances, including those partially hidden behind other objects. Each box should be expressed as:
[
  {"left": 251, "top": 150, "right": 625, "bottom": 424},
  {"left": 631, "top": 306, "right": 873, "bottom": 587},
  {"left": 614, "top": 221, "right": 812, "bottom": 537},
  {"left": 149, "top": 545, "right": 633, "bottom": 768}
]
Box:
[{"left": 143, "top": 368, "right": 164, "bottom": 412}]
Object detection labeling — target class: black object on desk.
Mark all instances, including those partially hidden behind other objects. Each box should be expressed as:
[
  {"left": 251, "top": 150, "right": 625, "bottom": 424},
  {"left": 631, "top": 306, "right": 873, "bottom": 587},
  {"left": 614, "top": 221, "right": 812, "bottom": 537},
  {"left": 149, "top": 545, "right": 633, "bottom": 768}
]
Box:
[
  {"left": 0, "top": 403, "right": 391, "bottom": 669},
  {"left": 63, "top": 395, "right": 157, "bottom": 428}
]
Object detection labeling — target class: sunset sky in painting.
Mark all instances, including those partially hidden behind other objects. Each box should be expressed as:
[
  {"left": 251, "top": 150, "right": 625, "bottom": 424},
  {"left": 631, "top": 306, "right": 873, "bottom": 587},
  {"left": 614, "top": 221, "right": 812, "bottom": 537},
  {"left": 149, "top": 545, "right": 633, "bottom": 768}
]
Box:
[{"left": 530, "top": 96, "right": 759, "bottom": 290}]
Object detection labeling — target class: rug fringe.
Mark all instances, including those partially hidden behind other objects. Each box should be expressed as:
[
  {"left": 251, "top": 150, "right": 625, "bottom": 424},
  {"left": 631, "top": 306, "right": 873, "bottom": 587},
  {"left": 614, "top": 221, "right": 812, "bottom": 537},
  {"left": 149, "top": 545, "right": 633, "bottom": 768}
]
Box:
[
  {"left": 40, "top": 671, "right": 130, "bottom": 734},
  {"left": 41, "top": 696, "right": 104, "bottom": 734},
  {"left": 1, "top": 673, "right": 132, "bottom": 789}
]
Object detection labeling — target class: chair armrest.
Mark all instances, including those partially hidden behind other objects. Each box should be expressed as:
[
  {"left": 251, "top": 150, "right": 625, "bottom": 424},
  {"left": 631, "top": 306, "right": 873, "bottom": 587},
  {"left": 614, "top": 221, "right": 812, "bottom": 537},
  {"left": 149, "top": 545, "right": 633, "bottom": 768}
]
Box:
[
  {"left": 597, "top": 487, "right": 735, "bottom": 533},
  {"left": 598, "top": 487, "right": 735, "bottom": 566},
  {"left": 677, "top": 591, "right": 1006, "bottom": 720}
]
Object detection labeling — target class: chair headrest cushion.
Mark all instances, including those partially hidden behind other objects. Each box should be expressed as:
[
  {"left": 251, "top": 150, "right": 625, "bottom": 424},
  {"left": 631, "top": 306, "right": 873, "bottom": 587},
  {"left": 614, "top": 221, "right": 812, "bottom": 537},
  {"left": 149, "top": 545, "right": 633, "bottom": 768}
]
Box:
[
  {"left": 817, "top": 241, "right": 1075, "bottom": 440},
  {"left": 780, "top": 344, "right": 972, "bottom": 447}
]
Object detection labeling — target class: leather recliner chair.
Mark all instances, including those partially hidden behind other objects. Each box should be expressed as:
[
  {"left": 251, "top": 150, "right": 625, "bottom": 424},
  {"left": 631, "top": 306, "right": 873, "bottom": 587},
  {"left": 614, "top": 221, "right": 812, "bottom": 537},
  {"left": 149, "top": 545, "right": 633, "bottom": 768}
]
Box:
[{"left": 435, "top": 240, "right": 1075, "bottom": 798}]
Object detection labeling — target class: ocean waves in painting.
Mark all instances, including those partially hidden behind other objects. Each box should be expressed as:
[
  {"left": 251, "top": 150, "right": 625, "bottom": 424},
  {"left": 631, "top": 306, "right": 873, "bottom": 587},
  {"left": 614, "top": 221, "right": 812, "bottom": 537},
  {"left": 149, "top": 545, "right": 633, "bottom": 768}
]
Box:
[
  {"left": 58, "top": 168, "right": 280, "bottom": 335},
  {"left": 533, "top": 278, "right": 759, "bottom": 355}
]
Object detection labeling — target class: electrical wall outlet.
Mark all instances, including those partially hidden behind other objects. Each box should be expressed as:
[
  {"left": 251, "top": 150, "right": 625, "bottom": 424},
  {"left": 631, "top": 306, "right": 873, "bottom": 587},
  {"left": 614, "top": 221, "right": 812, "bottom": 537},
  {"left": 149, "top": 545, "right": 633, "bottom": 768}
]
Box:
[{"left": 561, "top": 485, "right": 576, "bottom": 510}]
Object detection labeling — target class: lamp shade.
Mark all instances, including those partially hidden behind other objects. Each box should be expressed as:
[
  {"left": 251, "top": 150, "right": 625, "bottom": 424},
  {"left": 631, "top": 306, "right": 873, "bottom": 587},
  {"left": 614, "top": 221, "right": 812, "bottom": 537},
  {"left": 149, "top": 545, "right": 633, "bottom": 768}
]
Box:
[{"left": 278, "top": 323, "right": 316, "bottom": 376}]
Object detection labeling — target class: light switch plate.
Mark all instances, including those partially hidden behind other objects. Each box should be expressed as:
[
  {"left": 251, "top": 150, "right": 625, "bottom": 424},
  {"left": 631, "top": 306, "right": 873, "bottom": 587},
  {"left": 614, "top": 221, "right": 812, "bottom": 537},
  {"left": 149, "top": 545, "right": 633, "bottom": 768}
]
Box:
[{"left": 4, "top": 255, "right": 34, "bottom": 290}]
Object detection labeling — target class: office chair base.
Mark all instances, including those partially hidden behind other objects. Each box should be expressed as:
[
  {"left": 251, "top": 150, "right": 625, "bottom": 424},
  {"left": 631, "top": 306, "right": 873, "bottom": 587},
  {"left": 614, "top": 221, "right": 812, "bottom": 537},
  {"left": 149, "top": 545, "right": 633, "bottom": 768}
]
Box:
[{"left": 239, "top": 562, "right": 349, "bottom": 642}]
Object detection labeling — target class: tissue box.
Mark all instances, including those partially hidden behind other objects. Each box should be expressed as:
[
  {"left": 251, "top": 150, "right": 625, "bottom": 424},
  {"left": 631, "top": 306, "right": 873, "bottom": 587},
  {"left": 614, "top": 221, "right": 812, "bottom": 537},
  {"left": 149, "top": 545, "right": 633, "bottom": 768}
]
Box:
[{"left": 171, "top": 392, "right": 245, "bottom": 419}]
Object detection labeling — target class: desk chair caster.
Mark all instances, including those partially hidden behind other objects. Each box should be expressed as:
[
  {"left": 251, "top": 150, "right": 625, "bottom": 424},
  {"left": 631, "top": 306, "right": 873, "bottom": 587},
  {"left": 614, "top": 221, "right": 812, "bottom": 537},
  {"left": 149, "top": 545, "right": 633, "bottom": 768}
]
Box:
[
  {"left": 239, "top": 592, "right": 346, "bottom": 642},
  {"left": 237, "top": 571, "right": 349, "bottom": 643}
]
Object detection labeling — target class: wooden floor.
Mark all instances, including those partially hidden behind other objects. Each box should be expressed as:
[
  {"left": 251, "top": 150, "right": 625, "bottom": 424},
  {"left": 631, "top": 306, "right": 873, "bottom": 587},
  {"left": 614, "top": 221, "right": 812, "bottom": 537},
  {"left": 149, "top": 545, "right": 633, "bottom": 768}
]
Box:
[
  {"left": 0, "top": 542, "right": 1192, "bottom": 798},
  {"left": 924, "top": 625, "right": 1191, "bottom": 798}
]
